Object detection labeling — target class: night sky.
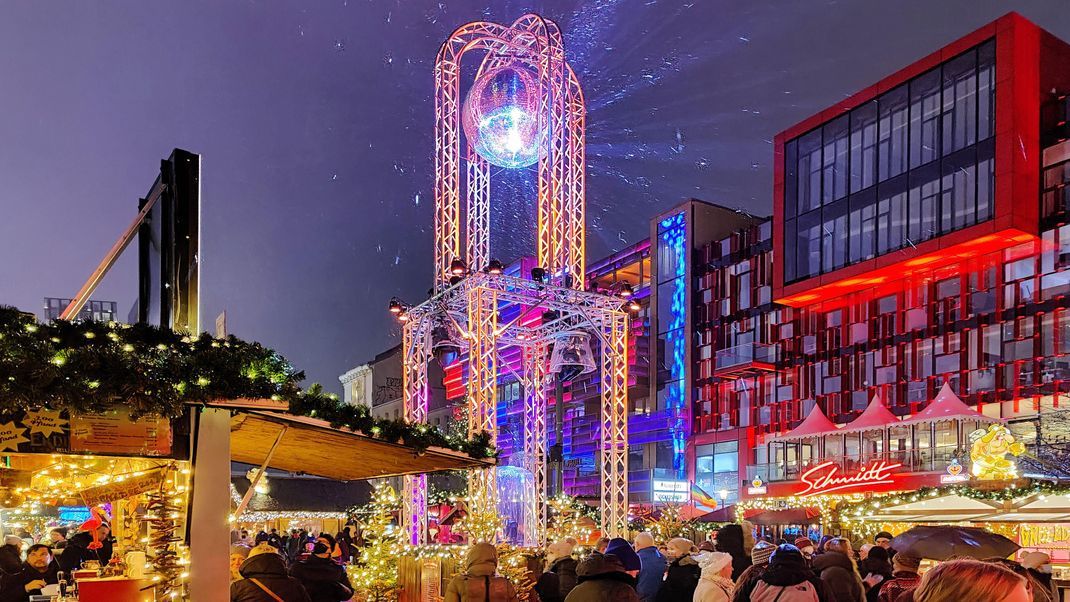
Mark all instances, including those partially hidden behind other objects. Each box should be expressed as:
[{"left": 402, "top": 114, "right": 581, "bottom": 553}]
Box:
[{"left": 2, "top": 1, "right": 1068, "bottom": 392}]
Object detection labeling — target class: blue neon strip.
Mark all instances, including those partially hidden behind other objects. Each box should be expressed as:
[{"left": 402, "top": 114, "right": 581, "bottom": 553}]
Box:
[{"left": 659, "top": 213, "right": 688, "bottom": 476}]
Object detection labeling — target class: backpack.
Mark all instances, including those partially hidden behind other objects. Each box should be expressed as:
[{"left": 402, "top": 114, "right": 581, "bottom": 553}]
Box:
[{"left": 750, "top": 580, "right": 820, "bottom": 602}]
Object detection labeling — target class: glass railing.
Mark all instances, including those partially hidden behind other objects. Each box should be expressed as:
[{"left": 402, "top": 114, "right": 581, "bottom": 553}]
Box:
[
  {"left": 747, "top": 445, "right": 968, "bottom": 482},
  {"left": 716, "top": 343, "right": 777, "bottom": 370}
]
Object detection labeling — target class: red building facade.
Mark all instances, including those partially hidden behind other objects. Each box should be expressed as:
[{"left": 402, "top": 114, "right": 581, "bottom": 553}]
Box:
[{"left": 690, "top": 13, "right": 1070, "bottom": 502}]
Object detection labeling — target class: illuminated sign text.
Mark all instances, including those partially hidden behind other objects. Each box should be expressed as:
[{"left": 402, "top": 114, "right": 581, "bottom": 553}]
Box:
[{"left": 798, "top": 460, "right": 902, "bottom": 497}]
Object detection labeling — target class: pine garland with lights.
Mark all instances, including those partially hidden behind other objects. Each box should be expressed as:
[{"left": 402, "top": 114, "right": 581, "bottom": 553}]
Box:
[
  {"left": 0, "top": 306, "right": 495, "bottom": 459},
  {"left": 352, "top": 483, "right": 402, "bottom": 602},
  {"left": 546, "top": 493, "right": 596, "bottom": 546},
  {"left": 641, "top": 503, "right": 695, "bottom": 545},
  {"left": 145, "top": 486, "right": 186, "bottom": 599},
  {"left": 455, "top": 477, "right": 502, "bottom": 543}
]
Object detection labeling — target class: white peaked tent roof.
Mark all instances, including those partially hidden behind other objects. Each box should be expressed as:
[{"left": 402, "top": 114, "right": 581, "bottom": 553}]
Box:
[
  {"left": 903, "top": 382, "right": 1000, "bottom": 425},
  {"left": 769, "top": 403, "right": 839, "bottom": 442},
  {"left": 840, "top": 393, "right": 901, "bottom": 434}
]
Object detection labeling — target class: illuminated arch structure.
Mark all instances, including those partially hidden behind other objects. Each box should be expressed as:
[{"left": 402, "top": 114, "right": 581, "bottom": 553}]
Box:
[{"left": 397, "top": 14, "right": 629, "bottom": 546}]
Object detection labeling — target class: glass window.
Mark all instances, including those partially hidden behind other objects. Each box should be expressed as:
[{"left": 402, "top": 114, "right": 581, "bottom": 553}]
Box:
[
  {"left": 849, "top": 190, "right": 876, "bottom": 263},
  {"left": 942, "top": 50, "right": 977, "bottom": 155},
  {"left": 798, "top": 130, "right": 823, "bottom": 214},
  {"left": 822, "top": 116, "right": 849, "bottom": 204},
  {"left": 879, "top": 85, "right": 909, "bottom": 181},
  {"left": 908, "top": 163, "right": 940, "bottom": 243},
  {"left": 910, "top": 69, "right": 941, "bottom": 168},
  {"left": 822, "top": 199, "right": 848, "bottom": 272},
  {"left": 785, "top": 139, "right": 799, "bottom": 219},
  {"left": 941, "top": 148, "right": 977, "bottom": 232},
  {"left": 877, "top": 189, "right": 906, "bottom": 254},
  {"left": 977, "top": 139, "right": 994, "bottom": 222},
  {"left": 978, "top": 40, "right": 995, "bottom": 141},
  {"left": 850, "top": 100, "right": 878, "bottom": 193},
  {"left": 784, "top": 218, "right": 797, "bottom": 282},
  {"left": 796, "top": 210, "right": 822, "bottom": 280}
]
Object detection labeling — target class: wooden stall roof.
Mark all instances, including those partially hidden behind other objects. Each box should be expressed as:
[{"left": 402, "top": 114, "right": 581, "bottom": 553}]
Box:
[{"left": 228, "top": 410, "right": 495, "bottom": 481}]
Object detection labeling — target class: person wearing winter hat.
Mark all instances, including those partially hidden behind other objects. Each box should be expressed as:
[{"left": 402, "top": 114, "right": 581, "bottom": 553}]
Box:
[
  {"left": 873, "top": 532, "right": 896, "bottom": 557},
  {"left": 698, "top": 541, "right": 717, "bottom": 553},
  {"left": 1020, "top": 551, "right": 1055, "bottom": 602},
  {"left": 633, "top": 532, "right": 665, "bottom": 602},
  {"left": 564, "top": 549, "right": 639, "bottom": 602},
  {"left": 877, "top": 553, "right": 920, "bottom": 602},
  {"left": 736, "top": 544, "right": 824, "bottom": 602},
  {"left": 715, "top": 524, "right": 751, "bottom": 580},
  {"left": 546, "top": 540, "right": 578, "bottom": 599},
  {"left": 694, "top": 551, "right": 734, "bottom": 602},
  {"left": 731, "top": 541, "right": 776, "bottom": 602},
  {"left": 795, "top": 537, "right": 816, "bottom": 561},
  {"left": 231, "top": 543, "right": 311, "bottom": 602},
  {"left": 289, "top": 534, "right": 354, "bottom": 602},
  {"left": 604, "top": 538, "right": 642, "bottom": 577},
  {"left": 656, "top": 538, "right": 700, "bottom": 602},
  {"left": 230, "top": 545, "right": 251, "bottom": 582}
]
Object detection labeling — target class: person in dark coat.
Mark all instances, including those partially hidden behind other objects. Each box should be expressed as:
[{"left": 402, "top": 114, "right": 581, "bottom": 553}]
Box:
[
  {"left": 57, "top": 524, "right": 113, "bottom": 573},
  {"left": 546, "top": 541, "right": 578, "bottom": 599},
  {"left": 231, "top": 546, "right": 310, "bottom": 602},
  {"left": 656, "top": 538, "right": 701, "bottom": 602},
  {"left": 813, "top": 538, "right": 865, "bottom": 602},
  {"left": 877, "top": 553, "right": 920, "bottom": 602},
  {"left": 634, "top": 532, "right": 666, "bottom": 602},
  {"left": 735, "top": 544, "right": 824, "bottom": 601},
  {"left": 857, "top": 546, "right": 893, "bottom": 602},
  {"left": 285, "top": 530, "right": 304, "bottom": 564},
  {"left": 715, "top": 524, "right": 752, "bottom": 581},
  {"left": 444, "top": 543, "right": 518, "bottom": 602},
  {"left": 0, "top": 538, "right": 22, "bottom": 576},
  {"left": 335, "top": 527, "right": 353, "bottom": 564},
  {"left": 0, "top": 544, "right": 59, "bottom": 602},
  {"left": 563, "top": 550, "right": 639, "bottom": 602},
  {"left": 732, "top": 541, "right": 775, "bottom": 602},
  {"left": 48, "top": 528, "right": 67, "bottom": 551},
  {"left": 289, "top": 534, "right": 354, "bottom": 602}
]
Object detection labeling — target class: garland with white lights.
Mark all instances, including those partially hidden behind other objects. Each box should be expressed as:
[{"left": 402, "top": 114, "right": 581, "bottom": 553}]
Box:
[{"left": 0, "top": 307, "right": 495, "bottom": 459}]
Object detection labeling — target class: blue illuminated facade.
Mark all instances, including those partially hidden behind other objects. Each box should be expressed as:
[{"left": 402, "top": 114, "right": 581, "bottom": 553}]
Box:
[{"left": 656, "top": 212, "right": 688, "bottom": 475}]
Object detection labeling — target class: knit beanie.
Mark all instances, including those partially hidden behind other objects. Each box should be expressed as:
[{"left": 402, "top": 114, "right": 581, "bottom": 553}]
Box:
[{"left": 751, "top": 540, "right": 775, "bottom": 566}]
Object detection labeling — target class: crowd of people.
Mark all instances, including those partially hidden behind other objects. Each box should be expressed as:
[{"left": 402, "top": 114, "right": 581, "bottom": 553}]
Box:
[
  {"left": 439, "top": 528, "right": 1054, "bottom": 602},
  {"left": 0, "top": 522, "right": 114, "bottom": 602},
  {"left": 230, "top": 527, "right": 359, "bottom": 602}
]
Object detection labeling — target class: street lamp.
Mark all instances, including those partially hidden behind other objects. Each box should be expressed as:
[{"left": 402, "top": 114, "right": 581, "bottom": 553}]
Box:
[{"left": 718, "top": 489, "right": 729, "bottom": 509}]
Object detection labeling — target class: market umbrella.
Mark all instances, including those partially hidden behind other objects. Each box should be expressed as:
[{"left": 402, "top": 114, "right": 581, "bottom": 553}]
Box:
[{"left": 890, "top": 525, "right": 1020, "bottom": 560}]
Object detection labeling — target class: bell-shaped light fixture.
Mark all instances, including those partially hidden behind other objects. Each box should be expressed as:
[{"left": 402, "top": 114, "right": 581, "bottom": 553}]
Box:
[
  {"left": 618, "top": 282, "right": 635, "bottom": 298},
  {"left": 388, "top": 297, "right": 404, "bottom": 314},
  {"left": 628, "top": 299, "right": 641, "bottom": 312},
  {"left": 450, "top": 259, "right": 468, "bottom": 276},
  {"left": 549, "top": 330, "right": 596, "bottom": 383},
  {"left": 432, "top": 319, "right": 461, "bottom": 368},
  {"left": 531, "top": 267, "right": 546, "bottom": 283},
  {"left": 485, "top": 259, "right": 504, "bottom": 275}
]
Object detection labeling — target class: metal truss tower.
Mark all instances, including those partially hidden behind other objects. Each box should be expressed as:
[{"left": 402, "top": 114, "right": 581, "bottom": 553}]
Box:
[{"left": 398, "top": 14, "right": 629, "bottom": 546}]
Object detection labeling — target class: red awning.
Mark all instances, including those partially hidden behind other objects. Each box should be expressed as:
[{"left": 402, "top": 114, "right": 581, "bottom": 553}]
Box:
[
  {"left": 903, "top": 383, "right": 999, "bottom": 425},
  {"left": 747, "top": 507, "right": 821, "bottom": 526},
  {"left": 840, "top": 394, "right": 901, "bottom": 433},
  {"left": 769, "top": 404, "right": 839, "bottom": 442}
]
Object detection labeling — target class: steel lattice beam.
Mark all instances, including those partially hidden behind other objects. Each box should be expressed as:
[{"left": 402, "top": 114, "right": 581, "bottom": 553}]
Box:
[
  {"left": 600, "top": 311, "right": 630, "bottom": 537},
  {"left": 401, "top": 319, "right": 431, "bottom": 545},
  {"left": 522, "top": 340, "right": 549, "bottom": 545}
]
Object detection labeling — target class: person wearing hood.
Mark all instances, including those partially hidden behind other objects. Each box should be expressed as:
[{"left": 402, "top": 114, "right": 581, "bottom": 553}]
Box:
[
  {"left": 564, "top": 549, "right": 639, "bottom": 602},
  {"left": 0, "top": 544, "right": 59, "bottom": 602},
  {"left": 0, "top": 538, "right": 22, "bottom": 576},
  {"left": 634, "top": 532, "right": 666, "bottom": 602},
  {"left": 546, "top": 540, "right": 579, "bottom": 599},
  {"left": 444, "top": 542, "right": 518, "bottom": 602},
  {"left": 231, "top": 544, "right": 311, "bottom": 602},
  {"left": 715, "top": 524, "right": 752, "bottom": 581},
  {"left": 58, "top": 523, "right": 113, "bottom": 573},
  {"left": 694, "top": 551, "right": 734, "bottom": 602},
  {"left": 290, "top": 534, "right": 354, "bottom": 602},
  {"left": 813, "top": 538, "right": 866, "bottom": 602},
  {"left": 732, "top": 541, "right": 776, "bottom": 602},
  {"left": 656, "top": 538, "right": 701, "bottom": 602},
  {"left": 605, "top": 538, "right": 642, "bottom": 578},
  {"left": 736, "top": 544, "right": 823, "bottom": 602}
]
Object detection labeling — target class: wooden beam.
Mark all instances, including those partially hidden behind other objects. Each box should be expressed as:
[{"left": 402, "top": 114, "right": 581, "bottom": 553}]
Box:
[{"left": 234, "top": 425, "right": 288, "bottom": 519}]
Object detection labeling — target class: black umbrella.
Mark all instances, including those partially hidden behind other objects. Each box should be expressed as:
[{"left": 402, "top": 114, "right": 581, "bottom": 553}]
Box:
[{"left": 890, "top": 525, "right": 1019, "bottom": 561}]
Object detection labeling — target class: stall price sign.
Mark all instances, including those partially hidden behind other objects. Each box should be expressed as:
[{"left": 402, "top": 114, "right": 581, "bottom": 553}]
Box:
[
  {"left": 798, "top": 460, "right": 902, "bottom": 497},
  {"left": 421, "top": 560, "right": 441, "bottom": 601},
  {"left": 79, "top": 467, "right": 169, "bottom": 507}
]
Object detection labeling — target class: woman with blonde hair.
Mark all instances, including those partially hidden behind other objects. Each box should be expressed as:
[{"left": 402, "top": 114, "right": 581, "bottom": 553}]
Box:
[{"left": 912, "top": 559, "right": 1030, "bottom": 602}]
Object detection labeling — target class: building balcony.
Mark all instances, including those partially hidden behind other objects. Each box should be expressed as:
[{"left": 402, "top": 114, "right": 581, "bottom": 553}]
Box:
[{"left": 715, "top": 343, "right": 777, "bottom": 379}]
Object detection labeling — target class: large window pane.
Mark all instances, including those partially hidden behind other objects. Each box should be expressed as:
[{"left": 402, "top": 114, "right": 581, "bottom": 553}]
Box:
[
  {"left": 850, "top": 100, "right": 878, "bottom": 193},
  {"left": 910, "top": 69, "right": 941, "bottom": 168},
  {"left": 849, "top": 189, "right": 877, "bottom": 263},
  {"left": 785, "top": 139, "right": 799, "bottom": 219},
  {"left": 822, "top": 199, "right": 848, "bottom": 272},
  {"left": 784, "top": 218, "right": 797, "bottom": 282},
  {"left": 941, "top": 148, "right": 977, "bottom": 232},
  {"left": 822, "top": 115, "right": 849, "bottom": 204},
  {"left": 879, "top": 85, "right": 909, "bottom": 181},
  {"left": 877, "top": 189, "right": 906, "bottom": 254},
  {"left": 977, "top": 139, "right": 994, "bottom": 221},
  {"left": 942, "top": 50, "right": 977, "bottom": 155},
  {"left": 798, "top": 130, "right": 823, "bottom": 213},
  {"left": 908, "top": 163, "right": 940, "bottom": 243},
  {"left": 797, "top": 209, "right": 822, "bottom": 280},
  {"left": 978, "top": 40, "right": 995, "bottom": 141}
]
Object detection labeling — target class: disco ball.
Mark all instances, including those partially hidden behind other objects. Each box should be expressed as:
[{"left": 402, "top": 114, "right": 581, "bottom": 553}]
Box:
[{"left": 462, "top": 65, "right": 546, "bottom": 169}]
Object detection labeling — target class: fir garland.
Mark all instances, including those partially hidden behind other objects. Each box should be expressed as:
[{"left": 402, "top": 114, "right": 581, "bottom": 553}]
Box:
[
  {"left": 835, "top": 481, "right": 1070, "bottom": 525},
  {"left": 0, "top": 307, "right": 496, "bottom": 459}
]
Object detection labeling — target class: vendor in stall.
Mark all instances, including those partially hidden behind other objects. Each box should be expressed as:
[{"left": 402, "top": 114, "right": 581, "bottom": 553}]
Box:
[
  {"left": 0, "top": 544, "right": 59, "bottom": 602},
  {"left": 57, "top": 522, "right": 113, "bottom": 572}
]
